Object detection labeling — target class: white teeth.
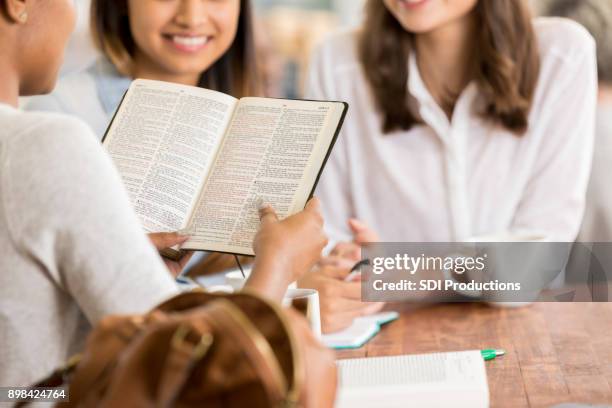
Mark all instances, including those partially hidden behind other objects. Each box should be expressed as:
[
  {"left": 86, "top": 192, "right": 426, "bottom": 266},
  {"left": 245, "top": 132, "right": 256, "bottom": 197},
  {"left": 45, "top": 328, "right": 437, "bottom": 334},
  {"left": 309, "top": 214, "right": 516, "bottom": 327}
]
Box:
[{"left": 172, "top": 36, "right": 209, "bottom": 47}]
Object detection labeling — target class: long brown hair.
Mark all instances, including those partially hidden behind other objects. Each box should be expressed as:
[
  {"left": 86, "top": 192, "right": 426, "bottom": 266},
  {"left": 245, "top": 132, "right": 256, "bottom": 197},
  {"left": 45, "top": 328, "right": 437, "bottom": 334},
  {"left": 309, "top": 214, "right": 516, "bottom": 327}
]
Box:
[
  {"left": 359, "top": 0, "right": 540, "bottom": 135},
  {"left": 90, "top": 0, "right": 260, "bottom": 97}
]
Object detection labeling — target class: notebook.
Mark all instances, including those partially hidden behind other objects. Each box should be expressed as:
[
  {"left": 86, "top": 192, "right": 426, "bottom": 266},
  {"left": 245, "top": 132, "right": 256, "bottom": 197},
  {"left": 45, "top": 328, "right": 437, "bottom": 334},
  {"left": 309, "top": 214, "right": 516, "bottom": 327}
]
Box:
[
  {"left": 336, "top": 350, "right": 490, "bottom": 408},
  {"left": 322, "top": 312, "right": 399, "bottom": 349}
]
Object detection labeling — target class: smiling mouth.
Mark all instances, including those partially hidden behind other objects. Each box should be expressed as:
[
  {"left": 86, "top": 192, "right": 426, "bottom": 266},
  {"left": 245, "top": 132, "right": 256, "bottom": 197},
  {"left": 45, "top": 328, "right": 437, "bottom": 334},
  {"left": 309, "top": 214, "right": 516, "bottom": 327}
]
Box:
[
  {"left": 399, "top": 0, "right": 429, "bottom": 9},
  {"left": 163, "top": 34, "right": 212, "bottom": 52}
]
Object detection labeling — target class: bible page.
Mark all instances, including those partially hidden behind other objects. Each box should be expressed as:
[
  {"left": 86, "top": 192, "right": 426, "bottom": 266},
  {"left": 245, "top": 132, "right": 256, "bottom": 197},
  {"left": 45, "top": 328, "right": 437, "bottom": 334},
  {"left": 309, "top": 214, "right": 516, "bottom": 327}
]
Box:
[
  {"left": 103, "top": 79, "right": 237, "bottom": 233},
  {"left": 184, "top": 97, "right": 345, "bottom": 254}
]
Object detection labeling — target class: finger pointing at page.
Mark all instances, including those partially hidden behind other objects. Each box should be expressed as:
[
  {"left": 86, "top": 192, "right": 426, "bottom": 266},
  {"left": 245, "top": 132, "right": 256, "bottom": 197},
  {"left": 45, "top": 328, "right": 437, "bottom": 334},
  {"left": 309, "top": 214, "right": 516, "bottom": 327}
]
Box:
[{"left": 258, "top": 202, "right": 278, "bottom": 224}]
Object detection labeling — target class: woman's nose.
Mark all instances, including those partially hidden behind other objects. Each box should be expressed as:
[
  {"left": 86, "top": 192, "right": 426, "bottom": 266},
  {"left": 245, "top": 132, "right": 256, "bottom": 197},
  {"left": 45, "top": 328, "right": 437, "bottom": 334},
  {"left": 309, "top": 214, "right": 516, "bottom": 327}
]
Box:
[{"left": 174, "top": 0, "right": 209, "bottom": 28}]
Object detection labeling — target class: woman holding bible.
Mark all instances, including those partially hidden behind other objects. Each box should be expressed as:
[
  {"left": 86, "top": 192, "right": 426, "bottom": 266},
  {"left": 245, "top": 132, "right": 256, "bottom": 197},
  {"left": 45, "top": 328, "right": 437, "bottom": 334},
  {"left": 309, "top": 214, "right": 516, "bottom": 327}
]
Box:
[
  {"left": 302, "top": 0, "right": 597, "bottom": 332},
  {"left": 0, "top": 0, "right": 331, "bottom": 389},
  {"left": 25, "top": 0, "right": 262, "bottom": 273}
]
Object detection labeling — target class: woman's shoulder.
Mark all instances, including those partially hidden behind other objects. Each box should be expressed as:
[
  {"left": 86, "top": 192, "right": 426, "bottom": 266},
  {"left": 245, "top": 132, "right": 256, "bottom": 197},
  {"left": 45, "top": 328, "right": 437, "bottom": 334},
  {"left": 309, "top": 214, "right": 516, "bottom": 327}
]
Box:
[
  {"left": 1, "top": 108, "right": 102, "bottom": 172},
  {"left": 307, "top": 29, "right": 367, "bottom": 100},
  {"left": 3, "top": 110, "right": 100, "bottom": 158},
  {"left": 1, "top": 110, "right": 113, "bottom": 211},
  {"left": 533, "top": 17, "right": 596, "bottom": 60},
  {"left": 311, "top": 29, "right": 362, "bottom": 75},
  {"left": 23, "top": 58, "right": 121, "bottom": 139},
  {"left": 24, "top": 63, "right": 100, "bottom": 114}
]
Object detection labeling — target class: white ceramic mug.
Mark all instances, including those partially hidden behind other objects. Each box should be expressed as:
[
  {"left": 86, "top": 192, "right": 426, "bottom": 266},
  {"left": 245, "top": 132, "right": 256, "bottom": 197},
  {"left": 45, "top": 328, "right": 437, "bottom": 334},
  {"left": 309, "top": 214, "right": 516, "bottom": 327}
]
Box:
[
  {"left": 282, "top": 288, "right": 322, "bottom": 338},
  {"left": 225, "top": 270, "right": 249, "bottom": 291},
  {"left": 464, "top": 233, "right": 553, "bottom": 308},
  {"left": 223, "top": 272, "right": 321, "bottom": 335}
]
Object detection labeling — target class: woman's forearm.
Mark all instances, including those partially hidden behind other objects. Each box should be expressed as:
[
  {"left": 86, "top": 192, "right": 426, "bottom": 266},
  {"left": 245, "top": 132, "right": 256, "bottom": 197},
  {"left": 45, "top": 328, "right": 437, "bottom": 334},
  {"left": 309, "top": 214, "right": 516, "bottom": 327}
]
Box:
[{"left": 244, "top": 256, "right": 293, "bottom": 301}]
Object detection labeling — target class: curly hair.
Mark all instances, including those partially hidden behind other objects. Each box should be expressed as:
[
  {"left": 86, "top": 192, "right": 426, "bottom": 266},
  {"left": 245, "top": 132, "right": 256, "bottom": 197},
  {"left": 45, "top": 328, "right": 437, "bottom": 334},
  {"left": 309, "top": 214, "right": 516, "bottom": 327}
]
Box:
[{"left": 358, "top": 0, "right": 540, "bottom": 135}]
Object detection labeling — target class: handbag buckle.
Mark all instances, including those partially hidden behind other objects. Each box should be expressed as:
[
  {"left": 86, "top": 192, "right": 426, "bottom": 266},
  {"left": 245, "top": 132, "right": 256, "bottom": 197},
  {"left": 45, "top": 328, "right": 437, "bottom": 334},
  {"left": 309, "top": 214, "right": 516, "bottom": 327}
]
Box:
[{"left": 172, "top": 324, "right": 214, "bottom": 360}]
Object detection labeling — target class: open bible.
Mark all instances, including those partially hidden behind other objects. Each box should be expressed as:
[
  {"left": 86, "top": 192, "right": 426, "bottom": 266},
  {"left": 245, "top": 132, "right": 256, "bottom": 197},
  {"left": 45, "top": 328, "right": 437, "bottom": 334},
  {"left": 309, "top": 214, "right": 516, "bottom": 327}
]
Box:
[{"left": 102, "top": 79, "right": 348, "bottom": 256}]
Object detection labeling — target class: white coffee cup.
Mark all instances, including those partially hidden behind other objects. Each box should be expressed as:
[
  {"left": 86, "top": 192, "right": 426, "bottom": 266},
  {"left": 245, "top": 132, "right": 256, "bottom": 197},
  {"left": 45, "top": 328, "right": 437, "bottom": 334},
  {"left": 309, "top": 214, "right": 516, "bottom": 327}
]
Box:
[
  {"left": 206, "top": 284, "right": 234, "bottom": 294},
  {"left": 283, "top": 288, "right": 322, "bottom": 338},
  {"left": 464, "top": 233, "right": 555, "bottom": 308},
  {"left": 225, "top": 269, "right": 300, "bottom": 292},
  {"left": 223, "top": 271, "right": 321, "bottom": 335},
  {"left": 224, "top": 270, "right": 251, "bottom": 291}
]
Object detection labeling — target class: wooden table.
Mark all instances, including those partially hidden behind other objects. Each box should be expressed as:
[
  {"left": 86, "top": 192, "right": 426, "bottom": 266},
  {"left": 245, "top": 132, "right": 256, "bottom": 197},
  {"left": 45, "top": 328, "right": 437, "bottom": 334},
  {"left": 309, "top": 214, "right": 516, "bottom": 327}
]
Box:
[{"left": 335, "top": 302, "right": 612, "bottom": 407}]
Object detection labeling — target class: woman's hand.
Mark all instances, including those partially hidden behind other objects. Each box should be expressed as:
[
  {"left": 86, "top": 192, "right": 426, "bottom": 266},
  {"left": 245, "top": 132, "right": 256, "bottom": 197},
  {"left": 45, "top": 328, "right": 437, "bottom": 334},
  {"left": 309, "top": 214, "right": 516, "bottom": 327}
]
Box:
[
  {"left": 148, "top": 232, "right": 194, "bottom": 277},
  {"left": 302, "top": 218, "right": 382, "bottom": 333},
  {"left": 326, "top": 218, "right": 380, "bottom": 262},
  {"left": 348, "top": 218, "right": 379, "bottom": 243},
  {"left": 298, "top": 265, "right": 384, "bottom": 333},
  {"left": 246, "top": 198, "right": 328, "bottom": 301}
]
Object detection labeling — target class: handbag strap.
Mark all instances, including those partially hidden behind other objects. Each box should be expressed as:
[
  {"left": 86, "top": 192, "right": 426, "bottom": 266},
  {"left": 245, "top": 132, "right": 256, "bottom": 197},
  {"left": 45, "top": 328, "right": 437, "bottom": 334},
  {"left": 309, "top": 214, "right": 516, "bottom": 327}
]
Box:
[
  {"left": 13, "top": 355, "right": 80, "bottom": 408},
  {"left": 155, "top": 320, "right": 214, "bottom": 407},
  {"left": 156, "top": 298, "right": 289, "bottom": 406},
  {"left": 64, "top": 315, "right": 152, "bottom": 404}
]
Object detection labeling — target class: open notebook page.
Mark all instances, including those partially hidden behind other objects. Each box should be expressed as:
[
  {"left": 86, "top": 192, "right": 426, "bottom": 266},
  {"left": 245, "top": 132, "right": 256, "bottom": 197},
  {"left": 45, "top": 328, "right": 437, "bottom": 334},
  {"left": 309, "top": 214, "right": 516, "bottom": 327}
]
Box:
[{"left": 336, "top": 351, "right": 489, "bottom": 408}]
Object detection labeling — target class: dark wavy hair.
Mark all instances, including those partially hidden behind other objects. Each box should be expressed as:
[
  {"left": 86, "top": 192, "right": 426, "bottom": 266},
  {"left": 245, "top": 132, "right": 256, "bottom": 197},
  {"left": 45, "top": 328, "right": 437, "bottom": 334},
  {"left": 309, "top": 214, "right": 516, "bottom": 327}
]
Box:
[
  {"left": 90, "top": 0, "right": 260, "bottom": 97},
  {"left": 358, "top": 0, "right": 540, "bottom": 135}
]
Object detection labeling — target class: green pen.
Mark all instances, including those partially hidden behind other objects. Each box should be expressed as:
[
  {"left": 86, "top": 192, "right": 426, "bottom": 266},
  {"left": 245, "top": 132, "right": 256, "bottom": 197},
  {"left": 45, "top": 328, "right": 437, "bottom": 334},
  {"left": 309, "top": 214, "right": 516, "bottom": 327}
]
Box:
[{"left": 481, "top": 349, "right": 505, "bottom": 361}]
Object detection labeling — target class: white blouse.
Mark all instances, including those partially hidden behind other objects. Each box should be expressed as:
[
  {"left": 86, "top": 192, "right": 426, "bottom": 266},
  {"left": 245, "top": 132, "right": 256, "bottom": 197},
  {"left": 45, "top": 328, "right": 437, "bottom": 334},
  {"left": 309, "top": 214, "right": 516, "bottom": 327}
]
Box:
[{"left": 307, "top": 17, "right": 597, "bottom": 243}]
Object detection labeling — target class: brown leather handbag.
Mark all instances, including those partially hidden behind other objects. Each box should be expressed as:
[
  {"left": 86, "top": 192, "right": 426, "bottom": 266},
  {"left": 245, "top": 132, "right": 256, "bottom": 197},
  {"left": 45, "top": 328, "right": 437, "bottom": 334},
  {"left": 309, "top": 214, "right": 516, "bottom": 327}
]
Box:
[{"left": 23, "top": 290, "right": 337, "bottom": 407}]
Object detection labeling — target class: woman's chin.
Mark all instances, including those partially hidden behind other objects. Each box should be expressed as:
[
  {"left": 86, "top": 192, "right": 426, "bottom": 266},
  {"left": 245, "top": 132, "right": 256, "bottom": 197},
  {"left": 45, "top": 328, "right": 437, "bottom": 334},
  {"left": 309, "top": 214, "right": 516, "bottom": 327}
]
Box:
[
  {"left": 159, "top": 61, "right": 217, "bottom": 82},
  {"left": 397, "top": 18, "right": 441, "bottom": 34},
  {"left": 20, "top": 79, "right": 58, "bottom": 97}
]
